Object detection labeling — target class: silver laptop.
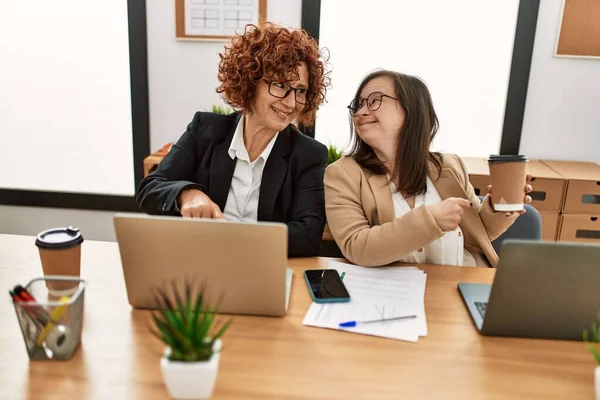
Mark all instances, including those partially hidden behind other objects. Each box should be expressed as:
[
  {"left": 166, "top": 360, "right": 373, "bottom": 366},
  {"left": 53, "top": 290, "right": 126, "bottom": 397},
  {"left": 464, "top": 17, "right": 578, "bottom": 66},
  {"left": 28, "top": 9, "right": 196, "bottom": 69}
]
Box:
[
  {"left": 113, "top": 213, "right": 293, "bottom": 317},
  {"left": 458, "top": 240, "right": 600, "bottom": 340}
]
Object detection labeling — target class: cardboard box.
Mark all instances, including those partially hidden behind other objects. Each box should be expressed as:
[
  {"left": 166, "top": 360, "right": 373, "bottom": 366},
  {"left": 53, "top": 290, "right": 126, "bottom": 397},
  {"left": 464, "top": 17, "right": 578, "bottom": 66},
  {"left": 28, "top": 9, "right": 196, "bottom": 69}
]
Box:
[
  {"left": 462, "top": 157, "right": 490, "bottom": 197},
  {"left": 543, "top": 160, "right": 600, "bottom": 214},
  {"left": 539, "top": 212, "right": 560, "bottom": 241},
  {"left": 558, "top": 213, "right": 600, "bottom": 243},
  {"left": 527, "top": 160, "right": 566, "bottom": 211}
]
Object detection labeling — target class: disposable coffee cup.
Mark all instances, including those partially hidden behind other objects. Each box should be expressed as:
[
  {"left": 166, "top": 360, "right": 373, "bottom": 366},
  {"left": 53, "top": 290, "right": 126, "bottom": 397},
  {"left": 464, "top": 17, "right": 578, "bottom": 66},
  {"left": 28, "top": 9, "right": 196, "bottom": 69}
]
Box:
[
  {"left": 487, "top": 155, "right": 528, "bottom": 212},
  {"left": 35, "top": 227, "right": 84, "bottom": 293}
]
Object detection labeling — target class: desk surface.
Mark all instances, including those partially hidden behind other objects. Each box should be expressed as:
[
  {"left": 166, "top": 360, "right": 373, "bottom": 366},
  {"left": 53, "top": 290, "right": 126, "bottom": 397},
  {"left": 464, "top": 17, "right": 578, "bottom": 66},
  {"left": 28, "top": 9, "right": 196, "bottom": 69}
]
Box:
[{"left": 0, "top": 234, "right": 593, "bottom": 399}]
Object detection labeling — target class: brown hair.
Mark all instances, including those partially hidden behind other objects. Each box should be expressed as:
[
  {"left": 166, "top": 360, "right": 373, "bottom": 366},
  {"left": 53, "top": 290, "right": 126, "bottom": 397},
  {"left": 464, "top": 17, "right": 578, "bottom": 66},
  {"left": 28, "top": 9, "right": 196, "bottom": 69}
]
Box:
[
  {"left": 216, "top": 23, "right": 330, "bottom": 126},
  {"left": 349, "top": 70, "right": 442, "bottom": 197}
]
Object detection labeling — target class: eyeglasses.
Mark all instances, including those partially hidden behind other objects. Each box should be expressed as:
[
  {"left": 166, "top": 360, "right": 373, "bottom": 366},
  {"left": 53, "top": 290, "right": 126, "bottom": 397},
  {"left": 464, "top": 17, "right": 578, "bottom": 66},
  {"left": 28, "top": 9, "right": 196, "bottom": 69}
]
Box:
[
  {"left": 267, "top": 81, "right": 315, "bottom": 105},
  {"left": 347, "top": 92, "right": 400, "bottom": 116}
]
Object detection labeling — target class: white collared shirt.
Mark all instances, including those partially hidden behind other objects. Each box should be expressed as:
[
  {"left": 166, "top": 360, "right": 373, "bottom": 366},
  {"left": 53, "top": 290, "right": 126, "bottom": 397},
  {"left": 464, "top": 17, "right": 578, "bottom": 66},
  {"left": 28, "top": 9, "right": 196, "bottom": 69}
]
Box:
[
  {"left": 390, "top": 177, "right": 477, "bottom": 267},
  {"left": 223, "top": 116, "right": 279, "bottom": 222}
]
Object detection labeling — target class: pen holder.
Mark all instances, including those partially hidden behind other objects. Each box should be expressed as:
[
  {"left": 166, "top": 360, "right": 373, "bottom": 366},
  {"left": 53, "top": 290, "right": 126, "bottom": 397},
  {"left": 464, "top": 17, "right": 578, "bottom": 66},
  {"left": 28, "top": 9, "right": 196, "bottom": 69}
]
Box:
[{"left": 12, "top": 276, "right": 86, "bottom": 360}]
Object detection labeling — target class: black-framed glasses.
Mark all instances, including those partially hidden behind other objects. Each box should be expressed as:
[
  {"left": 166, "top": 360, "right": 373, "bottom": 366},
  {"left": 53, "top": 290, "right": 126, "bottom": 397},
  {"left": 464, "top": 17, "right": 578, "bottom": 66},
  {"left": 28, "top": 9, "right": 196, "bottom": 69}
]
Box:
[
  {"left": 347, "top": 92, "right": 400, "bottom": 116},
  {"left": 267, "top": 81, "right": 315, "bottom": 105}
]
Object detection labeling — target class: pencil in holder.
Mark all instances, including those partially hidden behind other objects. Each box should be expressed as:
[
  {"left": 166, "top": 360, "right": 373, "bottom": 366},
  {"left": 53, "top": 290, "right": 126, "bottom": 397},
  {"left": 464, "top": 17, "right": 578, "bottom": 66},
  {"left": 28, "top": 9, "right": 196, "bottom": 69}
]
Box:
[{"left": 11, "top": 276, "right": 86, "bottom": 360}]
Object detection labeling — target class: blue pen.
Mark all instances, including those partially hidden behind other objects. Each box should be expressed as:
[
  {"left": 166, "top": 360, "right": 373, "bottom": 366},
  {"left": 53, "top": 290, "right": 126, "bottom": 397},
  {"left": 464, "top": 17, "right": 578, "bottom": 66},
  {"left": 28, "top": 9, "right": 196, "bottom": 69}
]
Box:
[{"left": 339, "top": 315, "right": 417, "bottom": 328}]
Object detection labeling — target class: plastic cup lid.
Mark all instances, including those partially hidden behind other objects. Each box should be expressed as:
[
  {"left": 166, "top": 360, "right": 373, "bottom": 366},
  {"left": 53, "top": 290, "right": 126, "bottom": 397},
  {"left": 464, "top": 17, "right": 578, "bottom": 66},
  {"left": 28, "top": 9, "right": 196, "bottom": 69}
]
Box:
[
  {"left": 35, "top": 227, "right": 84, "bottom": 250},
  {"left": 488, "top": 154, "right": 529, "bottom": 163}
]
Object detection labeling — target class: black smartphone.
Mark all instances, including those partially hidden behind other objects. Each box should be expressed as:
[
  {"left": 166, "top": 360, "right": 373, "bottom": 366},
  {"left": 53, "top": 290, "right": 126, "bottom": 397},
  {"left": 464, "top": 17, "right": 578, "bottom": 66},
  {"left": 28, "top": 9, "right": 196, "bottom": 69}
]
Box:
[{"left": 304, "top": 269, "right": 351, "bottom": 303}]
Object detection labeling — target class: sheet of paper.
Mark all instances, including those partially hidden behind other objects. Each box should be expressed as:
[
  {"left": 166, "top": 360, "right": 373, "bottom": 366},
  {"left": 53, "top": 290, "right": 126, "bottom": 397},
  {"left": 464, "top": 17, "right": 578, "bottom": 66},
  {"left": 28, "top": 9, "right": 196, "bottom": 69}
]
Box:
[
  {"left": 303, "top": 300, "right": 422, "bottom": 342},
  {"left": 302, "top": 261, "right": 428, "bottom": 342}
]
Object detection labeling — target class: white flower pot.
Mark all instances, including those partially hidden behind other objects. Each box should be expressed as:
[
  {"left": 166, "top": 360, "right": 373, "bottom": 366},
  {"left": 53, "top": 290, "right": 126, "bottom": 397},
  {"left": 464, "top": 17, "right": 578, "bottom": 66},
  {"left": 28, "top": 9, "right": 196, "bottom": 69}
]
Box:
[
  {"left": 160, "top": 339, "right": 222, "bottom": 399},
  {"left": 594, "top": 365, "right": 600, "bottom": 400}
]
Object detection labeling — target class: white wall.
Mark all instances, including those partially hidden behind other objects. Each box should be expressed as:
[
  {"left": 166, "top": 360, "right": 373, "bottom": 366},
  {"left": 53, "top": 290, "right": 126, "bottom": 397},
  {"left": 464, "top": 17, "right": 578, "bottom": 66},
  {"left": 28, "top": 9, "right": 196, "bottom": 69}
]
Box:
[
  {"left": 519, "top": 0, "right": 600, "bottom": 163},
  {"left": 0, "top": 0, "right": 302, "bottom": 242},
  {"left": 315, "top": 0, "right": 519, "bottom": 158},
  {"left": 147, "top": 0, "right": 302, "bottom": 152}
]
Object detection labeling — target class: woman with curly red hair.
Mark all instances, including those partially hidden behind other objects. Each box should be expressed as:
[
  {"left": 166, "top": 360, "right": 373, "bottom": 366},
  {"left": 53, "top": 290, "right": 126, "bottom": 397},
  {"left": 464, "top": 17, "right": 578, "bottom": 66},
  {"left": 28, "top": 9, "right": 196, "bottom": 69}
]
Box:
[{"left": 137, "top": 23, "right": 330, "bottom": 257}]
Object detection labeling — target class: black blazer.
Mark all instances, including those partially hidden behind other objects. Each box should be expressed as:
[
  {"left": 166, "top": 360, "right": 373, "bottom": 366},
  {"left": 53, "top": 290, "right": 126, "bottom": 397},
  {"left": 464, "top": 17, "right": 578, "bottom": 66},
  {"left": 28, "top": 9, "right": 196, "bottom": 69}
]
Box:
[{"left": 136, "top": 112, "right": 328, "bottom": 257}]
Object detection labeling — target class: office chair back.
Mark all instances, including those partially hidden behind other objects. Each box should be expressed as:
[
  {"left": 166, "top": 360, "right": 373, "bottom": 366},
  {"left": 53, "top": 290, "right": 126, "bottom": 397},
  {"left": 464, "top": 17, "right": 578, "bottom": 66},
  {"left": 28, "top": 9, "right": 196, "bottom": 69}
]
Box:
[{"left": 489, "top": 203, "right": 542, "bottom": 254}]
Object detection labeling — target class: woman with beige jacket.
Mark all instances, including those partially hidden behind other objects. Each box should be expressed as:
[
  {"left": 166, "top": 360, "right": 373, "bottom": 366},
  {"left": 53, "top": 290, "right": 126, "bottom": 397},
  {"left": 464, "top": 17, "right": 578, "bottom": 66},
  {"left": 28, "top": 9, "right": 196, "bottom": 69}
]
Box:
[{"left": 324, "top": 70, "right": 532, "bottom": 267}]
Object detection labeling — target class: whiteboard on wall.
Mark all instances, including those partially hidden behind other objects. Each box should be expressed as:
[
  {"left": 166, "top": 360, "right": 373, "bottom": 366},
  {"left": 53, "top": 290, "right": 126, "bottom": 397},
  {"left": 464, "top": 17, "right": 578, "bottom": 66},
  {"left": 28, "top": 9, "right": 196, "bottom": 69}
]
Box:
[
  {"left": 0, "top": 1, "right": 135, "bottom": 196},
  {"left": 316, "top": 0, "right": 520, "bottom": 158}
]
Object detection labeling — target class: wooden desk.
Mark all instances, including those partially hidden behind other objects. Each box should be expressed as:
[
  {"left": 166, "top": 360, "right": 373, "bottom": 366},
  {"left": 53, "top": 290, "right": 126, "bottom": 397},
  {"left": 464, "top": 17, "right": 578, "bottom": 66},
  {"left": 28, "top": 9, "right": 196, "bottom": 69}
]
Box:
[{"left": 0, "top": 234, "right": 593, "bottom": 399}]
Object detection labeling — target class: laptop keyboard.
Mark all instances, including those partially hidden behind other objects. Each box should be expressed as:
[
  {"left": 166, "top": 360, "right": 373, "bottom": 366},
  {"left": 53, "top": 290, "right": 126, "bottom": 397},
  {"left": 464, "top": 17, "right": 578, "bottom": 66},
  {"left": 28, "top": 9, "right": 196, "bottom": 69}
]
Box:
[{"left": 474, "top": 301, "right": 488, "bottom": 319}]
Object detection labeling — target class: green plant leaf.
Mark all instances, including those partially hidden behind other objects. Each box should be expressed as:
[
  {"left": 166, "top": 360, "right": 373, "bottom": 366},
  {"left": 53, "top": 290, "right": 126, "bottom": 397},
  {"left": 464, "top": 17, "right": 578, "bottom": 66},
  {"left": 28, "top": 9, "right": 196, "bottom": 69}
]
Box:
[
  {"left": 157, "top": 324, "right": 180, "bottom": 351},
  {"left": 593, "top": 347, "right": 600, "bottom": 364},
  {"left": 155, "top": 288, "right": 173, "bottom": 320},
  {"left": 583, "top": 320, "right": 600, "bottom": 365},
  {"left": 153, "top": 291, "right": 166, "bottom": 309},
  {"left": 185, "top": 275, "right": 192, "bottom": 310},
  {"left": 149, "top": 325, "right": 166, "bottom": 344},
  {"left": 212, "top": 318, "right": 232, "bottom": 342},
  {"left": 165, "top": 308, "right": 185, "bottom": 333},
  {"left": 171, "top": 279, "right": 190, "bottom": 335},
  {"left": 198, "top": 311, "right": 215, "bottom": 341},
  {"left": 191, "top": 284, "right": 204, "bottom": 339},
  {"left": 196, "top": 297, "right": 216, "bottom": 344},
  {"left": 585, "top": 342, "right": 600, "bottom": 365},
  {"left": 210, "top": 292, "right": 226, "bottom": 318},
  {"left": 149, "top": 277, "right": 229, "bottom": 362},
  {"left": 156, "top": 286, "right": 186, "bottom": 334},
  {"left": 152, "top": 312, "right": 171, "bottom": 334},
  {"left": 152, "top": 313, "right": 182, "bottom": 348},
  {"left": 185, "top": 275, "right": 198, "bottom": 323},
  {"left": 157, "top": 286, "right": 175, "bottom": 309}
]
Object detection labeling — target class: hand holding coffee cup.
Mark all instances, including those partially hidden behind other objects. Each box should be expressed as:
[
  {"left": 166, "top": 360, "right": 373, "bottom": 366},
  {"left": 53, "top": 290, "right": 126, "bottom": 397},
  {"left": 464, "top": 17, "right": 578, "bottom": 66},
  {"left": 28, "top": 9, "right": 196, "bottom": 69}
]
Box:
[
  {"left": 487, "top": 155, "right": 532, "bottom": 214},
  {"left": 486, "top": 175, "right": 533, "bottom": 215}
]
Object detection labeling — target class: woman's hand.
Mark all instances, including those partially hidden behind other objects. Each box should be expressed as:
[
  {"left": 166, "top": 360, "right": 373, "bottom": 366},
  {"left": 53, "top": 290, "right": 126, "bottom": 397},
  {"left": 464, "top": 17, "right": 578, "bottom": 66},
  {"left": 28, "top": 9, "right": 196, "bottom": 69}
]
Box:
[
  {"left": 486, "top": 174, "right": 533, "bottom": 216},
  {"left": 428, "top": 197, "right": 471, "bottom": 232},
  {"left": 178, "top": 188, "right": 224, "bottom": 219}
]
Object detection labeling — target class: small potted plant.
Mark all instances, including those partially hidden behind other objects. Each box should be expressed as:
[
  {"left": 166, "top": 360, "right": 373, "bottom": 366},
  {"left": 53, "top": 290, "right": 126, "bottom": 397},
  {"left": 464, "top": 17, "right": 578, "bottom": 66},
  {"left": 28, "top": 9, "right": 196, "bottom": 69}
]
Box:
[
  {"left": 327, "top": 143, "right": 343, "bottom": 165},
  {"left": 583, "top": 321, "right": 600, "bottom": 400},
  {"left": 210, "top": 104, "right": 233, "bottom": 115},
  {"left": 151, "top": 280, "right": 231, "bottom": 399}
]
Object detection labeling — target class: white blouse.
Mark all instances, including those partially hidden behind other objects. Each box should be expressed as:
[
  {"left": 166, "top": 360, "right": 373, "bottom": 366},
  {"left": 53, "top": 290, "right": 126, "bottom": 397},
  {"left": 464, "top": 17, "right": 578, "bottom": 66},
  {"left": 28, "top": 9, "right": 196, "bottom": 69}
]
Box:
[
  {"left": 390, "top": 177, "right": 477, "bottom": 267},
  {"left": 223, "top": 116, "right": 278, "bottom": 222}
]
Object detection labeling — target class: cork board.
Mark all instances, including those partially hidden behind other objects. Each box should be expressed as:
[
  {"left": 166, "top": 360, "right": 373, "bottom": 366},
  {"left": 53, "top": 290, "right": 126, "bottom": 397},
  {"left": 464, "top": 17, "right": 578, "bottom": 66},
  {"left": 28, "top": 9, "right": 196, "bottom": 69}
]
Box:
[
  {"left": 175, "top": 0, "right": 267, "bottom": 41},
  {"left": 555, "top": 0, "right": 600, "bottom": 58}
]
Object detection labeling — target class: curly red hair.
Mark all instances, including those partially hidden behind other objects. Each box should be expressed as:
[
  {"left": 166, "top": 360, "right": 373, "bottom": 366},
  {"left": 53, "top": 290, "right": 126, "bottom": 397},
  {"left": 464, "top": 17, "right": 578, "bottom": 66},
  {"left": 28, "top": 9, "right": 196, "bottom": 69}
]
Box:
[{"left": 216, "top": 23, "right": 330, "bottom": 127}]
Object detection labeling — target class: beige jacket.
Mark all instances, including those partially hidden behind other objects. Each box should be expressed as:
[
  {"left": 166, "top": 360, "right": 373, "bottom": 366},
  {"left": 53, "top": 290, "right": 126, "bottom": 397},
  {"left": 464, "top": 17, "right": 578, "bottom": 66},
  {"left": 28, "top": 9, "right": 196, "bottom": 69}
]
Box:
[{"left": 324, "top": 154, "right": 518, "bottom": 267}]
